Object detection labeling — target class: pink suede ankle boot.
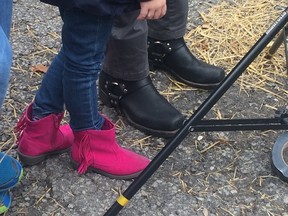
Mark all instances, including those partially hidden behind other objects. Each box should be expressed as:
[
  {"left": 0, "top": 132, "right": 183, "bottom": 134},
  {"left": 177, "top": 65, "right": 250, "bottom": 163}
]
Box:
[
  {"left": 15, "top": 104, "right": 73, "bottom": 166},
  {"left": 71, "top": 116, "right": 150, "bottom": 180}
]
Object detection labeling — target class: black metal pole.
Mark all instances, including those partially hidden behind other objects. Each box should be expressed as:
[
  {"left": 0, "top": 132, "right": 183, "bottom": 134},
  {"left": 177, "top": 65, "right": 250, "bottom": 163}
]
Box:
[
  {"left": 104, "top": 7, "right": 288, "bottom": 216},
  {"left": 284, "top": 25, "right": 288, "bottom": 72}
]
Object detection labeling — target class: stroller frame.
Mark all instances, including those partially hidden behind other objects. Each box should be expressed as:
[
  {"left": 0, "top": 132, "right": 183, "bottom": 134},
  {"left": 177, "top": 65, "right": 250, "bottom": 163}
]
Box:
[{"left": 104, "top": 7, "right": 288, "bottom": 216}]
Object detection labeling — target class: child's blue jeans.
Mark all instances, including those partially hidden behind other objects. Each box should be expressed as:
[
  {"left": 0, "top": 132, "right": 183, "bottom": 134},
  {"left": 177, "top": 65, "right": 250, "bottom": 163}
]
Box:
[
  {"left": 0, "top": 0, "right": 12, "bottom": 110},
  {"left": 33, "top": 8, "right": 113, "bottom": 131}
]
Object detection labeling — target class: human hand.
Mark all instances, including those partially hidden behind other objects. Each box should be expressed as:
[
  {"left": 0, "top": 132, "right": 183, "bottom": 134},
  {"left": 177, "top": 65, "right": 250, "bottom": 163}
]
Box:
[{"left": 137, "top": 0, "right": 167, "bottom": 20}]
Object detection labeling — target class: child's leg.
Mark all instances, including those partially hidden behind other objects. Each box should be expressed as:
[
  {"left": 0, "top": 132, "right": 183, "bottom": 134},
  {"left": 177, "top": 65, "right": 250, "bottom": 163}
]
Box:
[
  {"left": 0, "top": 27, "right": 11, "bottom": 110},
  {"left": 59, "top": 9, "right": 150, "bottom": 179},
  {"left": 15, "top": 8, "right": 113, "bottom": 165},
  {"left": 0, "top": 0, "right": 12, "bottom": 110},
  {"left": 0, "top": 0, "right": 12, "bottom": 38},
  {"left": 33, "top": 8, "right": 113, "bottom": 130},
  {"left": 32, "top": 52, "right": 66, "bottom": 118},
  {"left": 15, "top": 13, "right": 73, "bottom": 167},
  {"left": 15, "top": 40, "right": 73, "bottom": 166},
  {"left": 60, "top": 8, "right": 113, "bottom": 131},
  {"left": 0, "top": 2, "right": 20, "bottom": 214}
]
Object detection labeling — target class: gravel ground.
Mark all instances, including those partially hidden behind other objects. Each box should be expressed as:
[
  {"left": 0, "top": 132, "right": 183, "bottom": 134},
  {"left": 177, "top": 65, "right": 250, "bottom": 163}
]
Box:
[{"left": 1, "top": 0, "right": 288, "bottom": 215}]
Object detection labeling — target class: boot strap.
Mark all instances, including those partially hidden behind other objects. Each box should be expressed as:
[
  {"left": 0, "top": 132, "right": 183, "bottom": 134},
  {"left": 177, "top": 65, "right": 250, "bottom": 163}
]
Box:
[{"left": 103, "top": 77, "right": 152, "bottom": 106}]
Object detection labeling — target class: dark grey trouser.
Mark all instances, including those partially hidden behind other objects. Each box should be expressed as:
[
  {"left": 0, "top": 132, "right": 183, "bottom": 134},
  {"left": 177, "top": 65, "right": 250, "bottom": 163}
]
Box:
[{"left": 102, "top": 0, "right": 188, "bottom": 81}]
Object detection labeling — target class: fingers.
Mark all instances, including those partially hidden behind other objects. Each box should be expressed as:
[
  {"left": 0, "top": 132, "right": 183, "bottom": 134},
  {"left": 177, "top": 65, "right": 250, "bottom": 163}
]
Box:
[
  {"left": 137, "top": 6, "right": 148, "bottom": 20},
  {"left": 137, "top": 7, "right": 166, "bottom": 20},
  {"left": 137, "top": 1, "right": 167, "bottom": 20},
  {"left": 157, "top": 4, "right": 167, "bottom": 19},
  {"left": 161, "top": 4, "right": 167, "bottom": 17}
]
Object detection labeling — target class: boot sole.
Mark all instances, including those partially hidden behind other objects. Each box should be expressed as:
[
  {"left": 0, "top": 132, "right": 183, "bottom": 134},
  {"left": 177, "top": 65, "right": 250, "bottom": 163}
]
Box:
[
  {"left": 17, "top": 147, "right": 70, "bottom": 166},
  {"left": 99, "top": 88, "right": 179, "bottom": 138},
  {"left": 70, "top": 160, "right": 143, "bottom": 180},
  {"left": 149, "top": 60, "right": 222, "bottom": 90}
]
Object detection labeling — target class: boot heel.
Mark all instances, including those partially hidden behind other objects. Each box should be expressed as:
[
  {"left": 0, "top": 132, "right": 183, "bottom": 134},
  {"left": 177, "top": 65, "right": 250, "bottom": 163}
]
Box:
[
  {"left": 17, "top": 151, "right": 46, "bottom": 166},
  {"left": 17, "top": 148, "right": 70, "bottom": 166}
]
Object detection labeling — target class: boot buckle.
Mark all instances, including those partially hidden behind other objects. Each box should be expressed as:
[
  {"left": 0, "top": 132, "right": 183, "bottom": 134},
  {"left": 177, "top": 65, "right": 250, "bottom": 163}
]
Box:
[
  {"left": 105, "top": 81, "right": 128, "bottom": 106},
  {"left": 148, "top": 41, "right": 172, "bottom": 62}
]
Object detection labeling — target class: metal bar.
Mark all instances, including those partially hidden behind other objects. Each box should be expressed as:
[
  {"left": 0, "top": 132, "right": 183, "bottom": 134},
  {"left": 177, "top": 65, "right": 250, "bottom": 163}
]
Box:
[
  {"left": 198, "top": 118, "right": 283, "bottom": 125},
  {"left": 284, "top": 25, "right": 288, "bottom": 73},
  {"left": 193, "top": 118, "right": 288, "bottom": 131},
  {"left": 193, "top": 124, "right": 288, "bottom": 132},
  {"left": 103, "top": 7, "right": 288, "bottom": 216}
]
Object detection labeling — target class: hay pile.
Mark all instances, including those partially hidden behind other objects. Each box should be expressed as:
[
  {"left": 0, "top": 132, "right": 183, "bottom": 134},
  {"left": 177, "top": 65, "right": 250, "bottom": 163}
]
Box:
[{"left": 185, "top": 0, "right": 287, "bottom": 100}]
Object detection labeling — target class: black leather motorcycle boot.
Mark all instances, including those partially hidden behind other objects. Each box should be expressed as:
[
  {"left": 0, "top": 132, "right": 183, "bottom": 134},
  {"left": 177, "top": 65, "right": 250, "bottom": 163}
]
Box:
[
  {"left": 148, "top": 37, "right": 225, "bottom": 89},
  {"left": 99, "top": 71, "right": 185, "bottom": 137}
]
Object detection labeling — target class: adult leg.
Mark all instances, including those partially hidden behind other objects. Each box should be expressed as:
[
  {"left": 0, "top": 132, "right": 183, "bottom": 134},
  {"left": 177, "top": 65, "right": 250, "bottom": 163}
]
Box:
[
  {"left": 147, "top": 0, "right": 225, "bottom": 89},
  {"left": 102, "top": 11, "right": 148, "bottom": 81},
  {"left": 100, "top": 10, "right": 184, "bottom": 138}
]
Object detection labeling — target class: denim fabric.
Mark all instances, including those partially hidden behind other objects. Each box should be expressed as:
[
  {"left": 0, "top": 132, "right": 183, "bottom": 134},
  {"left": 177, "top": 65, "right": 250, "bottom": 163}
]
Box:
[
  {"left": 33, "top": 8, "right": 113, "bottom": 131},
  {"left": 0, "top": 0, "right": 12, "bottom": 110}
]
